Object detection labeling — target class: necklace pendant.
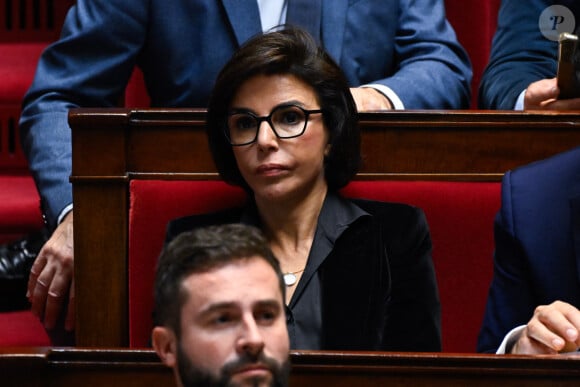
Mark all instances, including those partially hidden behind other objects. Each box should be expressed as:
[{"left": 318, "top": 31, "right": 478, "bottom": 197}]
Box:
[{"left": 284, "top": 273, "right": 297, "bottom": 286}]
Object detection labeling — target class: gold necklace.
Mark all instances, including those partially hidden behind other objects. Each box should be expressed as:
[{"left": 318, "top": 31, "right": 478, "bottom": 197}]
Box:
[{"left": 283, "top": 268, "right": 305, "bottom": 287}]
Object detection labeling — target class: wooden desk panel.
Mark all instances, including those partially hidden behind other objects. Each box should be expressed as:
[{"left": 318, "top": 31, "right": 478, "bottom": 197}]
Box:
[
  {"left": 358, "top": 110, "right": 580, "bottom": 178},
  {"left": 71, "top": 108, "right": 580, "bottom": 179},
  {"left": 3, "top": 347, "right": 580, "bottom": 386},
  {"left": 69, "top": 108, "right": 580, "bottom": 347}
]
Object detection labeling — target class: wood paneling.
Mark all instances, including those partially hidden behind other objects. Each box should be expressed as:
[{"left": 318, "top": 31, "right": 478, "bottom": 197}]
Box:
[{"left": 3, "top": 347, "right": 580, "bottom": 386}]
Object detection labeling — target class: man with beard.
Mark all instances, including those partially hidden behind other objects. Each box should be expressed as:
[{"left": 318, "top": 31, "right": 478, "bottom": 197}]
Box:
[{"left": 152, "top": 224, "right": 290, "bottom": 387}]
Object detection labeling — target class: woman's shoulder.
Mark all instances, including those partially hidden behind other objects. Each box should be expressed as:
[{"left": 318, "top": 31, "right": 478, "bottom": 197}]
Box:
[
  {"left": 349, "top": 198, "right": 426, "bottom": 224},
  {"left": 348, "top": 198, "right": 430, "bottom": 250}
]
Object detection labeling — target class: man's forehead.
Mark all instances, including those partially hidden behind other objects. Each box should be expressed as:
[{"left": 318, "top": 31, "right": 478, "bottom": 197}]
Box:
[{"left": 181, "top": 257, "right": 283, "bottom": 307}]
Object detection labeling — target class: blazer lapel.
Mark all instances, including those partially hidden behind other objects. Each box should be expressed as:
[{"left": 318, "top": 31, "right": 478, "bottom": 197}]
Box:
[
  {"left": 321, "top": 0, "right": 348, "bottom": 61},
  {"left": 221, "top": 0, "right": 262, "bottom": 46}
]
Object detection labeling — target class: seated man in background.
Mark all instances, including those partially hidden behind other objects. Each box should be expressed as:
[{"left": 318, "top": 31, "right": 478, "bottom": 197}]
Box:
[
  {"left": 478, "top": 146, "right": 580, "bottom": 354},
  {"left": 479, "top": 0, "right": 580, "bottom": 110},
  {"left": 152, "top": 224, "right": 290, "bottom": 387},
  {"left": 14, "top": 0, "right": 471, "bottom": 339}
]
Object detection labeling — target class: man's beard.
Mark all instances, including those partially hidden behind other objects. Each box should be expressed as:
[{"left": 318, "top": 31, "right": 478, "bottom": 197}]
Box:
[{"left": 176, "top": 342, "right": 290, "bottom": 387}]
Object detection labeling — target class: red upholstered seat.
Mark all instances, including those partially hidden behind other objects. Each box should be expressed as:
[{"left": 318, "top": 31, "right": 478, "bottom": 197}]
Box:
[
  {"left": 129, "top": 179, "right": 500, "bottom": 352},
  {"left": 128, "top": 180, "right": 246, "bottom": 347},
  {"left": 0, "top": 16, "right": 62, "bottom": 245},
  {"left": 0, "top": 2, "right": 72, "bottom": 348},
  {"left": 0, "top": 106, "right": 29, "bottom": 172},
  {"left": 342, "top": 181, "right": 500, "bottom": 352},
  {"left": 0, "top": 43, "right": 46, "bottom": 105},
  {"left": 445, "top": 0, "right": 501, "bottom": 108},
  {"left": 0, "top": 44, "right": 55, "bottom": 245},
  {"left": 124, "top": 68, "right": 151, "bottom": 108},
  {"left": 0, "top": 311, "right": 50, "bottom": 346},
  {"left": 0, "top": 0, "right": 73, "bottom": 105}
]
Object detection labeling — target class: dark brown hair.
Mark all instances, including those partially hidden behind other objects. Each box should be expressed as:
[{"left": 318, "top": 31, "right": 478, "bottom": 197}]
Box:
[{"left": 206, "top": 26, "right": 360, "bottom": 192}]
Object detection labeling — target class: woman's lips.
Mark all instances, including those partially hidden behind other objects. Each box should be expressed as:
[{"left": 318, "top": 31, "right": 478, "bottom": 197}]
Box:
[{"left": 256, "top": 164, "right": 288, "bottom": 176}]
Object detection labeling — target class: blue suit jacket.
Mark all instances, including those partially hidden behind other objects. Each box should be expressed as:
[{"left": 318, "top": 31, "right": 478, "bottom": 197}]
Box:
[
  {"left": 19, "top": 0, "right": 471, "bottom": 229},
  {"left": 477, "top": 147, "right": 580, "bottom": 352},
  {"left": 479, "top": 0, "right": 580, "bottom": 109}
]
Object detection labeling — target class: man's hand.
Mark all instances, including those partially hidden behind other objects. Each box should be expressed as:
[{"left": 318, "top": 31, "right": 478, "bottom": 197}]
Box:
[
  {"left": 350, "top": 87, "right": 393, "bottom": 111},
  {"left": 524, "top": 78, "right": 580, "bottom": 110},
  {"left": 511, "top": 301, "right": 580, "bottom": 354},
  {"left": 27, "top": 211, "right": 75, "bottom": 331}
]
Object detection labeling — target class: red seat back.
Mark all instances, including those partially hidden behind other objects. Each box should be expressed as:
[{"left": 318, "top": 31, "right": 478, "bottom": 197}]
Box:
[
  {"left": 129, "top": 179, "right": 500, "bottom": 352},
  {"left": 445, "top": 0, "right": 501, "bottom": 108},
  {"left": 0, "top": 311, "right": 50, "bottom": 346},
  {"left": 128, "top": 181, "right": 246, "bottom": 347}
]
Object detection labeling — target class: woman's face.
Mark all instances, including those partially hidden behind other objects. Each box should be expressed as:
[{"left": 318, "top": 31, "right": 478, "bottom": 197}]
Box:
[{"left": 230, "top": 74, "right": 330, "bottom": 204}]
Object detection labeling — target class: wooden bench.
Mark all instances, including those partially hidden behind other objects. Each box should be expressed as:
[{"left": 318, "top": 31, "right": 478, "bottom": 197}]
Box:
[
  {"left": 3, "top": 346, "right": 580, "bottom": 386},
  {"left": 69, "top": 109, "right": 580, "bottom": 350}
]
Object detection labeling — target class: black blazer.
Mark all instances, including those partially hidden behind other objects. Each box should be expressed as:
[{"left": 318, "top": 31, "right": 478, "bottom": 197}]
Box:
[{"left": 166, "top": 197, "right": 441, "bottom": 352}]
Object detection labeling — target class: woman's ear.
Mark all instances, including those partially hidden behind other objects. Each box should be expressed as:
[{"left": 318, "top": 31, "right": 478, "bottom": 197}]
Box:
[{"left": 152, "top": 326, "right": 178, "bottom": 367}]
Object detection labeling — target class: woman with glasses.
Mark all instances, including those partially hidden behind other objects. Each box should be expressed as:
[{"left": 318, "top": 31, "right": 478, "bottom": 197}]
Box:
[{"left": 166, "top": 27, "right": 441, "bottom": 352}]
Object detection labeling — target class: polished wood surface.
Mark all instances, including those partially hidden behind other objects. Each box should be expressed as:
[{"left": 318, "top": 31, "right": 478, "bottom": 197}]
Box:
[
  {"left": 69, "top": 108, "right": 580, "bottom": 347},
  {"left": 2, "top": 347, "right": 580, "bottom": 386},
  {"left": 70, "top": 108, "right": 580, "bottom": 179}
]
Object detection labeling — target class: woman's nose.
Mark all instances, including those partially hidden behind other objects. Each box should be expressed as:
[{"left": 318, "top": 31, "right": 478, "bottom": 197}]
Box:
[{"left": 255, "top": 121, "right": 279, "bottom": 149}]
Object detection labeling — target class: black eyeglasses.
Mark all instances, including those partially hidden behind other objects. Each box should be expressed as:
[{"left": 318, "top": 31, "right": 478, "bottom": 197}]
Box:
[{"left": 225, "top": 104, "right": 322, "bottom": 146}]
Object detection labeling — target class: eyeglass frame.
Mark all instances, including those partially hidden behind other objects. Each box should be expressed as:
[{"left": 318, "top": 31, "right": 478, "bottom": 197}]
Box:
[{"left": 224, "top": 103, "right": 323, "bottom": 146}]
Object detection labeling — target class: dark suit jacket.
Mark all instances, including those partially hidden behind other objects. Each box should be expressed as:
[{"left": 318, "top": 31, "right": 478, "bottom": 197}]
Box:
[
  {"left": 19, "top": 0, "right": 471, "bottom": 229},
  {"left": 477, "top": 146, "right": 580, "bottom": 353},
  {"left": 479, "top": 0, "right": 580, "bottom": 109},
  {"left": 167, "top": 196, "right": 441, "bottom": 351}
]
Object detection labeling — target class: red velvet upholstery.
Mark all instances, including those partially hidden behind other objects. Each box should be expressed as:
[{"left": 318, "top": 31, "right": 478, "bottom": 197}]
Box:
[
  {"left": 0, "top": 106, "right": 41, "bottom": 241},
  {"left": 129, "top": 180, "right": 500, "bottom": 352},
  {"left": 0, "top": 105, "right": 40, "bottom": 245},
  {"left": 0, "top": 44, "right": 46, "bottom": 105},
  {"left": 0, "top": 106, "right": 28, "bottom": 172},
  {"left": 0, "top": 311, "right": 50, "bottom": 346},
  {"left": 0, "top": 0, "right": 73, "bottom": 43},
  {"left": 0, "top": 0, "right": 73, "bottom": 244},
  {"left": 128, "top": 181, "right": 246, "bottom": 347},
  {"left": 0, "top": 0, "right": 74, "bottom": 102},
  {"left": 445, "top": 0, "right": 501, "bottom": 108},
  {"left": 124, "top": 68, "right": 151, "bottom": 108}
]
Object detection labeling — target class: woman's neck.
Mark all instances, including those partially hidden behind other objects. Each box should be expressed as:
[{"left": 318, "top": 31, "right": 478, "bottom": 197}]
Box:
[{"left": 256, "top": 183, "right": 328, "bottom": 267}]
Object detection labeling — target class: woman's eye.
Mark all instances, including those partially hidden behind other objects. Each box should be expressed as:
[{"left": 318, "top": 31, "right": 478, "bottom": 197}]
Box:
[
  {"left": 281, "top": 111, "right": 300, "bottom": 125},
  {"left": 235, "top": 116, "right": 256, "bottom": 130}
]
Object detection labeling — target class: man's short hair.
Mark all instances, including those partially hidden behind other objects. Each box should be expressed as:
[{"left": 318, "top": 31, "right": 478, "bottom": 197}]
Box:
[{"left": 153, "top": 224, "right": 285, "bottom": 336}]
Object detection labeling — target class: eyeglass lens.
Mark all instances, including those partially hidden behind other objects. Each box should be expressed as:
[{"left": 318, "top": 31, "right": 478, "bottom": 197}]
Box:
[{"left": 227, "top": 105, "right": 308, "bottom": 145}]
